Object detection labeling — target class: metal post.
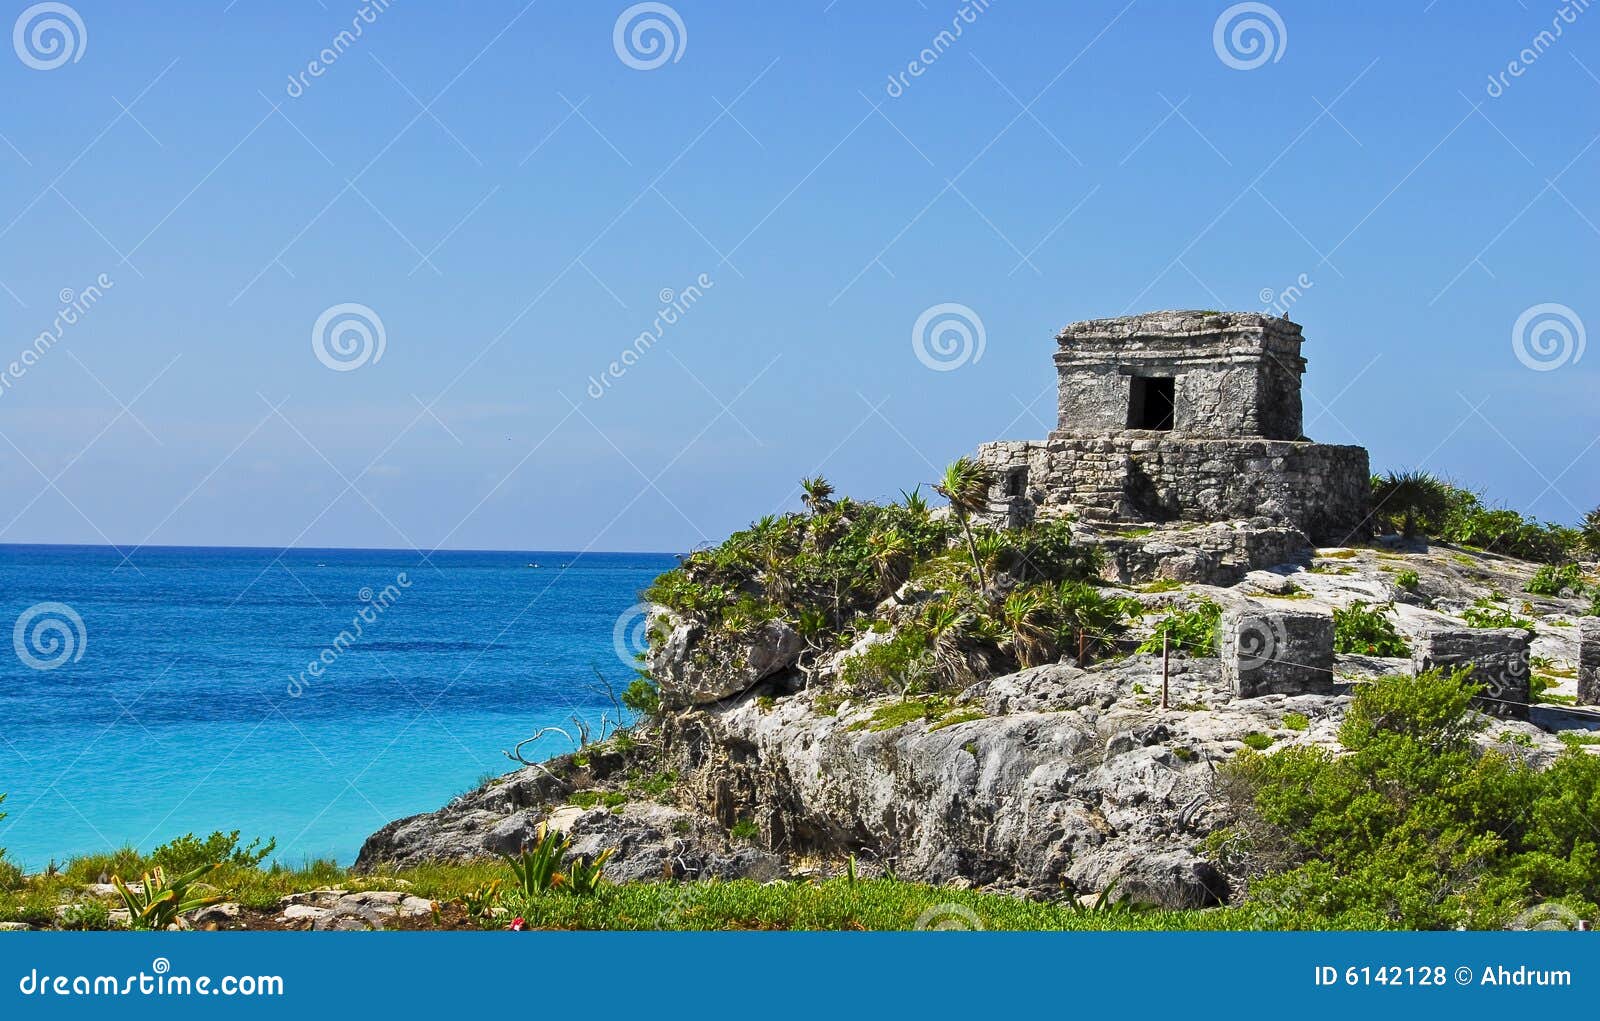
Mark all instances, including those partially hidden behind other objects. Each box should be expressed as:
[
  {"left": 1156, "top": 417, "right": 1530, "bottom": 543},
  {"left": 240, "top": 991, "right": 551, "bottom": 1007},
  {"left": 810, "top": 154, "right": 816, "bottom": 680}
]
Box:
[{"left": 1161, "top": 631, "right": 1170, "bottom": 710}]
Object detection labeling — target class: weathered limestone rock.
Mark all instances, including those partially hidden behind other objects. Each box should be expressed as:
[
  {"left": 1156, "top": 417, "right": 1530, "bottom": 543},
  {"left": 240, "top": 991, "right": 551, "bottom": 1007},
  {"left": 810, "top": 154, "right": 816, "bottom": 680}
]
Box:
[
  {"left": 1088, "top": 521, "right": 1309, "bottom": 586},
  {"left": 648, "top": 611, "right": 803, "bottom": 707},
  {"left": 1412, "top": 628, "right": 1532, "bottom": 719},
  {"left": 1580, "top": 618, "right": 1600, "bottom": 706},
  {"left": 1222, "top": 606, "right": 1336, "bottom": 698}
]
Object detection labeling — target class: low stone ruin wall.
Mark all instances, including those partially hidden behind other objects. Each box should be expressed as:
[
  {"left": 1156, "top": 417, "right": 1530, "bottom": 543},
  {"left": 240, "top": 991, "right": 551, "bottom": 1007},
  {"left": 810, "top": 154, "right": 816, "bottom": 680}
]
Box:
[
  {"left": 1411, "top": 628, "right": 1532, "bottom": 720},
  {"left": 1221, "top": 607, "right": 1338, "bottom": 698},
  {"left": 975, "top": 435, "right": 1369, "bottom": 545}
]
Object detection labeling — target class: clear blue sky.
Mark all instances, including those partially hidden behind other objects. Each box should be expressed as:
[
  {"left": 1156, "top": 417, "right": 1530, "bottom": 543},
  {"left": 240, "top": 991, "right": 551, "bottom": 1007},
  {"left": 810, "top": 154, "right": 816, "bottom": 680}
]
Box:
[{"left": 0, "top": 0, "right": 1594, "bottom": 554}]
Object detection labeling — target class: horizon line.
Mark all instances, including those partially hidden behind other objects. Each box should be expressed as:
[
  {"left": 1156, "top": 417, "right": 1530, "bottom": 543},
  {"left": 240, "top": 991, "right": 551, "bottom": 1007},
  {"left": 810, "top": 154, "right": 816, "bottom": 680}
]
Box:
[{"left": 0, "top": 541, "right": 684, "bottom": 558}]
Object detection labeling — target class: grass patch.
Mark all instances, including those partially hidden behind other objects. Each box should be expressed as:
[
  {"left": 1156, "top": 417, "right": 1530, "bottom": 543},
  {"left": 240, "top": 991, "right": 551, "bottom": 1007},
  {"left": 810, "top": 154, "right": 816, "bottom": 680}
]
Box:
[
  {"left": 1139, "top": 579, "right": 1184, "bottom": 593},
  {"left": 1241, "top": 732, "right": 1275, "bottom": 751},
  {"left": 1282, "top": 712, "right": 1309, "bottom": 731}
]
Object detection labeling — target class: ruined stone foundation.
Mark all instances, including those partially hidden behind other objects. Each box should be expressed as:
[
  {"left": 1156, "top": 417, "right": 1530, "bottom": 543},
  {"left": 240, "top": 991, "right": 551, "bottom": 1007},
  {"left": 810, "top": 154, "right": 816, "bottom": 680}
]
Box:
[{"left": 978, "top": 434, "right": 1370, "bottom": 546}]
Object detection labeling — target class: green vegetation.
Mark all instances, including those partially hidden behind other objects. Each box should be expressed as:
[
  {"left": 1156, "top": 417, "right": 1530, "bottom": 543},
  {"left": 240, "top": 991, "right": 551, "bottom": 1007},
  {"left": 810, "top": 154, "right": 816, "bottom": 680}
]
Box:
[
  {"left": 113, "top": 864, "right": 223, "bottom": 931},
  {"left": 1529, "top": 675, "right": 1578, "bottom": 707},
  {"left": 1460, "top": 598, "right": 1536, "bottom": 634},
  {"left": 935, "top": 458, "right": 996, "bottom": 589},
  {"left": 149, "top": 830, "right": 276, "bottom": 874},
  {"left": 729, "top": 818, "right": 760, "bottom": 842},
  {"left": 1137, "top": 599, "right": 1222, "bottom": 656},
  {"left": 1582, "top": 506, "right": 1600, "bottom": 557},
  {"left": 645, "top": 469, "right": 1118, "bottom": 702},
  {"left": 1213, "top": 669, "right": 1600, "bottom": 929},
  {"left": 1241, "top": 732, "right": 1275, "bottom": 751},
  {"left": 1283, "top": 712, "right": 1310, "bottom": 731},
  {"left": 1394, "top": 569, "right": 1419, "bottom": 592},
  {"left": 1369, "top": 471, "right": 1579, "bottom": 564},
  {"left": 622, "top": 677, "right": 661, "bottom": 716},
  {"left": 1332, "top": 601, "right": 1410, "bottom": 657},
  {"left": 1526, "top": 562, "right": 1586, "bottom": 598},
  {"left": 504, "top": 821, "right": 614, "bottom": 901}
]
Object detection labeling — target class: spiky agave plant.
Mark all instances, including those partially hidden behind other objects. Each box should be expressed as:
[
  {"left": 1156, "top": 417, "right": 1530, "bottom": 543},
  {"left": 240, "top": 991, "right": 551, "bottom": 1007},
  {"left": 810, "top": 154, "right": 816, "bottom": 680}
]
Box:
[
  {"left": 112, "top": 863, "right": 223, "bottom": 930},
  {"left": 900, "top": 485, "right": 930, "bottom": 517},
  {"left": 1371, "top": 470, "right": 1454, "bottom": 539},
  {"left": 935, "top": 458, "right": 995, "bottom": 590}
]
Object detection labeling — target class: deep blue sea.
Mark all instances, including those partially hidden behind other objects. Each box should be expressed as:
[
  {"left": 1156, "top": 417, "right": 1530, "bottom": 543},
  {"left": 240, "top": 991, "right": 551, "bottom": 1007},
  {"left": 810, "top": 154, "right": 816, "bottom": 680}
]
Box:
[{"left": 0, "top": 544, "right": 676, "bottom": 870}]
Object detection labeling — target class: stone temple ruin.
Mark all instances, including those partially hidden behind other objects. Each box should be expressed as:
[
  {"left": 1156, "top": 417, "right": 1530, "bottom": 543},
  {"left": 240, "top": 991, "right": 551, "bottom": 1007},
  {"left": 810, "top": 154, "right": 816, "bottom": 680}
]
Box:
[
  {"left": 969, "top": 311, "right": 1552, "bottom": 717},
  {"left": 976, "top": 310, "right": 1370, "bottom": 544}
]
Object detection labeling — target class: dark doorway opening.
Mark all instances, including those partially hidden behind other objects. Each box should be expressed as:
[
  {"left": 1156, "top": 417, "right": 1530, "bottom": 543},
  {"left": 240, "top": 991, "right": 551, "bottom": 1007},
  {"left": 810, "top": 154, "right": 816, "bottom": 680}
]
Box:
[
  {"left": 1128, "top": 376, "right": 1176, "bottom": 431},
  {"left": 1005, "top": 468, "right": 1027, "bottom": 498}
]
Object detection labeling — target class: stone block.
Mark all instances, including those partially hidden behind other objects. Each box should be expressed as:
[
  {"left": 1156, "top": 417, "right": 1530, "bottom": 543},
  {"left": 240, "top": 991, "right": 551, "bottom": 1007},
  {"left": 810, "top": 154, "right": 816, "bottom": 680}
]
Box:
[
  {"left": 1580, "top": 618, "right": 1600, "bottom": 707},
  {"left": 1411, "top": 628, "right": 1531, "bottom": 719},
  {"left": 1222, "top": 606, "right": 1336, "bottom": 698}
]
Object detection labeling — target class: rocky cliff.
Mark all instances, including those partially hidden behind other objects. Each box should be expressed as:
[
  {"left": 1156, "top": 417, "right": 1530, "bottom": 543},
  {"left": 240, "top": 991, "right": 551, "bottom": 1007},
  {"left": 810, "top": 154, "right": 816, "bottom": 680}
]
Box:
[{"left": 358, "top": 516, "right": 1587, "bottom": 911}]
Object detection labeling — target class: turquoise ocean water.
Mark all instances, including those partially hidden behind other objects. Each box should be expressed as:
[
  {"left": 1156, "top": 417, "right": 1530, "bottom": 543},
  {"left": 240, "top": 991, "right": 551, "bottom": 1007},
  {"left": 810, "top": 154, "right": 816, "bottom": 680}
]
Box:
[{"left": 0, "top": 545, "right": 675, "bottom": 870}]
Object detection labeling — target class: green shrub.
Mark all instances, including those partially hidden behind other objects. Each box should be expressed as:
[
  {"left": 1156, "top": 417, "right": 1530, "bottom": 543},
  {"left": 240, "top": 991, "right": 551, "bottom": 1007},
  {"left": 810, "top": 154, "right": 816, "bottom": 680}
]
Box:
[
  {"left": 1241, "top": 732, "right": 1274, "bottom": 751},
  {"left": 839, "top": 626, "right": 934, "bottom": 693},
  {"left": 1283, "top": 712, "right": 1310, "bottom": 731},
  {"left": 1460, "top": 599, "right": 1535, "bottom": 633},
  {"left": 621, "top": 677, "right": 661, "bottom": 716},
  {"left": 1332, "top": 601, "right": 1410, "bottom": 657},
  {"left": 730, "top": 818, "right": 759, "bottom": 842},
  {"left": 1525, "top": 563, "right": 1585, "bottom": 598},
  {"left": 1137, "top": 599, "right": 1223, "bottom": 656},
  {"left": 150, "top": 830, "right": 275, "bottom": 874},
  {"left": 1369, "top": 473, "right": 1577, "bottom": 564},
  {"left": 1394, "top": 570, "right": 1419, "bottom": 592},
  {"left": 1216, "top": 669, "right": 1600, "bottom": 929}
]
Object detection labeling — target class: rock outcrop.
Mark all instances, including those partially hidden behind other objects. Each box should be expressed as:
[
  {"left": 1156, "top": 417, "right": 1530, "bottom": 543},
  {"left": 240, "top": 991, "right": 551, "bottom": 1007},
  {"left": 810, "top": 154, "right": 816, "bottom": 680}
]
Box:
[
  {"left": 360, "top": 529, "right": 1590, "bottom": 912},
  {"left": 649, "top": 611, "right": 803, "bottom": 707}
]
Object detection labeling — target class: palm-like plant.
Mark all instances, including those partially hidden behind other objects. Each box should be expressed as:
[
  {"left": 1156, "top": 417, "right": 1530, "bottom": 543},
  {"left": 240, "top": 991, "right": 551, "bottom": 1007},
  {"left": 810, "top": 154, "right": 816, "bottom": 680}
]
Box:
[
  {"left": 1582, "top": 506, "right": 1600, "bottom": 557},
  {"left": 1371, "top": 470, "right": 1453, "bottom": 539},
  {"left": 868, "top": 528, "right": 912, "bottom": 595},
  {"left": 1000, "top": 587, "right": 1056, "bottom": 668},
  {"left": 935, "top": 458, "right": 995, "bottom": 590},
  {"left": 1052, "top": 581, "right": 1129, "bottom": 665},
  {"left": 800, "top": 476, "right": 835, "bottom": 515}
]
